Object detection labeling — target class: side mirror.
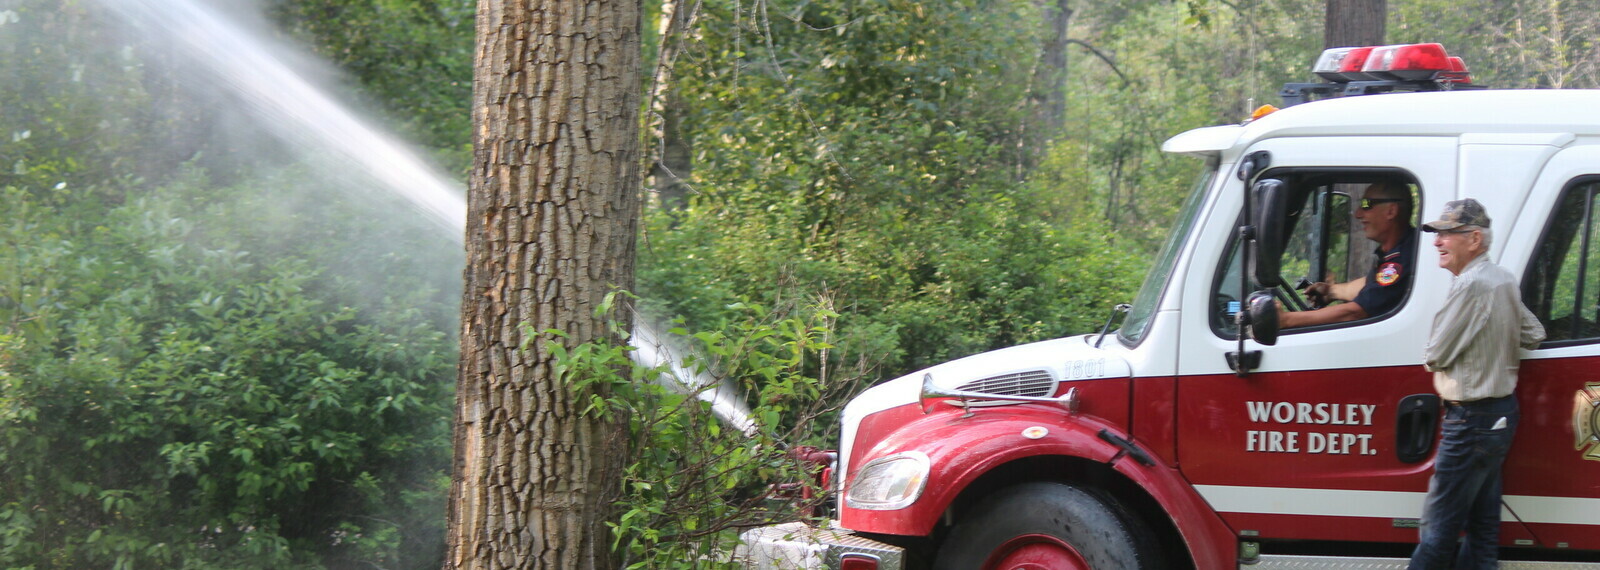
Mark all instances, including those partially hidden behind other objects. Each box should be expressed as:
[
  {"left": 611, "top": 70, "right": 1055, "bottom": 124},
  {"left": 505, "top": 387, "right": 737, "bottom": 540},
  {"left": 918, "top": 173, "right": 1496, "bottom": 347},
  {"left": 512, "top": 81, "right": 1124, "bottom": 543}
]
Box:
[
  {"left": 1245, "top": 290, "right": 1279, "bottom": 346},
  {"left": 1251, "top": 178, "right": 1289, "bottom": 287}
]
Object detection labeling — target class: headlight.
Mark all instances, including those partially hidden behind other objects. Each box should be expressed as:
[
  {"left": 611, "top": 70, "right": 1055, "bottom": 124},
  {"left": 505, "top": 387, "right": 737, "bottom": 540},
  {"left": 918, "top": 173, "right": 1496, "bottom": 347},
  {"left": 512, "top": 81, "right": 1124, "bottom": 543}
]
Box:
[{"left": 845, "top": 451, "right": 930, "bottom": 510}]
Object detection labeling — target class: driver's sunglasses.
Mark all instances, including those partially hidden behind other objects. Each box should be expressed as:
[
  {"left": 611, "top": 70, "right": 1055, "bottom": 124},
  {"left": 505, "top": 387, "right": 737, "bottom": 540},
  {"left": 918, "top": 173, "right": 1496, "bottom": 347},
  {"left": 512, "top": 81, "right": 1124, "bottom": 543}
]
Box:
[{"left": 1360, "top": 197, "right": 1404, "bottom": 210}]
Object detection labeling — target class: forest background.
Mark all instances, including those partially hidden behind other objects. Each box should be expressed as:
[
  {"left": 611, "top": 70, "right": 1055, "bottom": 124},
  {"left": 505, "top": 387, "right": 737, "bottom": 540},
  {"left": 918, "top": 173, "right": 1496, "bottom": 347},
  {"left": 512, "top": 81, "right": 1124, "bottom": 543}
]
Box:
[{"left": 2, "top": 0, "right": 1597, "bottom": 568}]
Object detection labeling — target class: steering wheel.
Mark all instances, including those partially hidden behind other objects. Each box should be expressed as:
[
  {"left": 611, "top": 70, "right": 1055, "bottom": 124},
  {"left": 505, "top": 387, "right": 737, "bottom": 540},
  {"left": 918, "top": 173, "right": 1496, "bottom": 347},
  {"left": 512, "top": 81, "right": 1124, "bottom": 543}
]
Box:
[{"left": 1276, "top": 281, "right": 1310, "bottom": 312}]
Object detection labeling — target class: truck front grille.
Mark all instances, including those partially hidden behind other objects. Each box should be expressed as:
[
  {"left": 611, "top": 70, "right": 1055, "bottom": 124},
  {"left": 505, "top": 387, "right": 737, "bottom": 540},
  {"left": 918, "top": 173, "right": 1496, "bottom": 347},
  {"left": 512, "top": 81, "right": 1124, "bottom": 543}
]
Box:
[{"left": 956, "top": 369, "right": 1057, "bottom": 399}]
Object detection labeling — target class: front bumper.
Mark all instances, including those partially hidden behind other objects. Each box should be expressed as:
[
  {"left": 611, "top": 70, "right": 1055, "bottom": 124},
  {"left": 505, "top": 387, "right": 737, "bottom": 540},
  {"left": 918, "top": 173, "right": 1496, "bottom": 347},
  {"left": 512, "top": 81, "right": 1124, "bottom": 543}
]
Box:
[{"left": 735, "top": 522, "right": 906, "bottom": 569}]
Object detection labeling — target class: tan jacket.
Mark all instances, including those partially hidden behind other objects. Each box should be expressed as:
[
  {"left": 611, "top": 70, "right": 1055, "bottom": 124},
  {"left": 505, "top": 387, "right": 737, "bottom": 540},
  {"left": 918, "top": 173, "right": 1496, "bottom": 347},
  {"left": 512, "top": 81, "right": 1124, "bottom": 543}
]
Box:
[{"left": 1423, "top": 255, "right": 1546, "bottom": 401}]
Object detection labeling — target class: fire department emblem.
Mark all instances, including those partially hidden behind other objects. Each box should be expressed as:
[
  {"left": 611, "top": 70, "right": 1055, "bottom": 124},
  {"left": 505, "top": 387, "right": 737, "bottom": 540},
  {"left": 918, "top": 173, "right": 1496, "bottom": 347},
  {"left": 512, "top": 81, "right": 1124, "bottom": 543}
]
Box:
[
  {"left": 1376, "top": 262, "right": 1402, "bottom": 286},
  {"left": 1575, "top": 383, "right": 1600, "bottom": 461}
]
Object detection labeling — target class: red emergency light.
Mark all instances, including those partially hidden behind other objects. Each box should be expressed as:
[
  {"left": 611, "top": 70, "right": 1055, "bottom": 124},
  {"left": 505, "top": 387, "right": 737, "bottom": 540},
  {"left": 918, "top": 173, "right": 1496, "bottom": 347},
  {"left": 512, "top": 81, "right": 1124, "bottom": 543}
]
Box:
[
  {"left": 1438, "top": 56, "right": 1473, "bottom": 84},
  {"left": 1310, "top": 43, "right": 1469, "bottom": 83},
  {"left": 1363, "top": 43, "right": 1450, "bottom": 79},
  {"left": 1312, "top": 46, "right": 1376, "bottom": 81}
]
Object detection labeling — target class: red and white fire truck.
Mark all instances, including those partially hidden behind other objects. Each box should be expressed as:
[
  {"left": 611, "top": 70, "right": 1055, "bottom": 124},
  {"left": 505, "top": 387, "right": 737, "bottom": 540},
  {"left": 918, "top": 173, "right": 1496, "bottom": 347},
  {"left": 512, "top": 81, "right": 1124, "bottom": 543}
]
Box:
[{"left": 739, "top": 43, "right": 1600, "bottom": 569}]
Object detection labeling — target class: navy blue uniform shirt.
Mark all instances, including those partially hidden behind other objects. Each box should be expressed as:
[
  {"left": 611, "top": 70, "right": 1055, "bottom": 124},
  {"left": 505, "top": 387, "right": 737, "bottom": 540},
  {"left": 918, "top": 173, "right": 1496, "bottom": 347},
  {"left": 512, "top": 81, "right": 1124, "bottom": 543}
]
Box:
[{"left": 1352, "top": 229, "right": 1416, "bottom": 318}]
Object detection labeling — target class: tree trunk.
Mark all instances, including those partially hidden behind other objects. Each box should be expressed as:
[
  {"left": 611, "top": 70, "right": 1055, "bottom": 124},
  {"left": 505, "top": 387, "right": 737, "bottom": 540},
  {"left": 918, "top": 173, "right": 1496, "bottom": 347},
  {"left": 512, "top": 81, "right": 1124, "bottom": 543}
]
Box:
[
  {"left": 1324, "top": 0, "right": 1386, "bottom": 49},
  {"left": 446, "top": 0, "right": 641, "bottom": 567},
  {"left": 647, "top": 0, "right": 698, "bottom": 211},
  {"left": 1018, "top": 0, "right": 1071, "bottom": 175},
  {"left": 650, "top": 89, "right": 693, "bottom": 210},
  {"left": 1030, "top": 0, "right": 1071, "bottom": 133}
]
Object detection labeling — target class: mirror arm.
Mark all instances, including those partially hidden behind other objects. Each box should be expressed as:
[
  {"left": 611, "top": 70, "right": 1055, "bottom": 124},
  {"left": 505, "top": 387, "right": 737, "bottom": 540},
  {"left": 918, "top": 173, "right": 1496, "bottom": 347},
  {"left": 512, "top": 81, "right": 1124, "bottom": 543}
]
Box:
[
  {"left": 1234, "top": 175, "right": 1258, "bottom": 377},
  {"left": 1233, "top": 174, "right": 1289, "bottom": 376},
  {"left": 1239, "top": 155, "right": 1256, "bottom": 375},
  {"left": 1094, "top": 303, "right": 1132, "bottom": 348}
]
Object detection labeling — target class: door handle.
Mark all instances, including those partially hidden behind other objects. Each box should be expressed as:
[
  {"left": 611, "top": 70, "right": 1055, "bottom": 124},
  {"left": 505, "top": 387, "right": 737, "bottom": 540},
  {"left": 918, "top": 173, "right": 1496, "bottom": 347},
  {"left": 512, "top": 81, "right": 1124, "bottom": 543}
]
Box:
[{"left": 1395, "top": 393, "right": 1441, "bottom": 463}]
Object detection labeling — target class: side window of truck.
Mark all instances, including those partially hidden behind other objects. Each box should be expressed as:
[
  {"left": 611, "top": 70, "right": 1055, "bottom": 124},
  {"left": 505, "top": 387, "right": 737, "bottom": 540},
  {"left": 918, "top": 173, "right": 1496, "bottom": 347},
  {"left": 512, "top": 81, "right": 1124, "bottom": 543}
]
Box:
[
  {"left": 1213, "top": 173, "right": 1419, "bottom": 336},
  {"left": 1524, "top": 178, "right": 1600, "bottom": 344}
]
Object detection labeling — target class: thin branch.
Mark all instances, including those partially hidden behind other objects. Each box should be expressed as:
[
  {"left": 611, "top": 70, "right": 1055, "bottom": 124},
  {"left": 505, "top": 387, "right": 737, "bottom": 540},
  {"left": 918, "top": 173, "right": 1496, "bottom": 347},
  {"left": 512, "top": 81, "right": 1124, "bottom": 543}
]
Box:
[
  {"left": 755, "top": 0, "right": 854, "bottom": 181},
  {"left": 1064, "top": 39, "right": 1131, "bottom": 86}
]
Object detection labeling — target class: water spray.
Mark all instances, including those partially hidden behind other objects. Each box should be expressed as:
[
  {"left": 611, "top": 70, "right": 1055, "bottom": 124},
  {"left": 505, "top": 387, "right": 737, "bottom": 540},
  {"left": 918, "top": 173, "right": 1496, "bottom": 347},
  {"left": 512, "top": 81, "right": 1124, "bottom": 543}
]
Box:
[
  {"left": 97, "top": 0, "right": 466, "bottom": 238},
  {"left": 93, "top": 0, "right": 757, "bottom": 436},
  {"left": 630, "top": 319, "right": 759, "bottom": 437}
]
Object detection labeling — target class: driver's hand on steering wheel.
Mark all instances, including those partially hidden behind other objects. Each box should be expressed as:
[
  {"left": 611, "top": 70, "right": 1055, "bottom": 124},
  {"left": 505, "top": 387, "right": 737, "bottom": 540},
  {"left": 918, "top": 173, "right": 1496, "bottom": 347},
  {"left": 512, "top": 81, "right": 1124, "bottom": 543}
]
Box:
[{"left": 1301, "top": 282, "right": 1332, "bottom": 307}]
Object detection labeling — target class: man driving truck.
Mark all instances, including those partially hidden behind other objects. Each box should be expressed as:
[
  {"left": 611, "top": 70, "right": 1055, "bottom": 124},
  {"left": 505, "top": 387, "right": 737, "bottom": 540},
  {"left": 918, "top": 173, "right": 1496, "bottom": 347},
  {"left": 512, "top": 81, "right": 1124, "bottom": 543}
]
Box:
[{"left": 1279, "top": 181, "right": 1416, "bottom": 328}]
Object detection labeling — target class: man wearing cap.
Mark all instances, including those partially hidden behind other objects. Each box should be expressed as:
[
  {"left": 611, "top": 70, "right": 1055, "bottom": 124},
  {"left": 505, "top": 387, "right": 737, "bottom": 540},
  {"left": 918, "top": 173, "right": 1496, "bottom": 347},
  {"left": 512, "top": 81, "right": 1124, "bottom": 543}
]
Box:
[
  {"left": 1409, "top": 199, "right": 1545, "bottom": 570},
  {"left": 1281, "top": 181, "right": 1416, "bottom": 328}
]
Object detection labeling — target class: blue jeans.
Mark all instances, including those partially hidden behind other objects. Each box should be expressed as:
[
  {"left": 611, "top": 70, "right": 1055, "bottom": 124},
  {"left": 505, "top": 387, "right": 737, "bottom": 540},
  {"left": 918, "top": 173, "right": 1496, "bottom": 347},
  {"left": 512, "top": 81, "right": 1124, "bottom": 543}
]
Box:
[{"left": 1409, "top": 395, "right": 1518, "bottom": 570}]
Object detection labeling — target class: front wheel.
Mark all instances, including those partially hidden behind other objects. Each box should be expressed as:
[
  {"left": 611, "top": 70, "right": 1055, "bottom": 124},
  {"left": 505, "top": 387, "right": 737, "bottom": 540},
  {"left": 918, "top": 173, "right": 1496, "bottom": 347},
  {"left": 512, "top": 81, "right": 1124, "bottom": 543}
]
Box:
[{"left": 932, "top": 482, "right": 1160, "bottom": 570}]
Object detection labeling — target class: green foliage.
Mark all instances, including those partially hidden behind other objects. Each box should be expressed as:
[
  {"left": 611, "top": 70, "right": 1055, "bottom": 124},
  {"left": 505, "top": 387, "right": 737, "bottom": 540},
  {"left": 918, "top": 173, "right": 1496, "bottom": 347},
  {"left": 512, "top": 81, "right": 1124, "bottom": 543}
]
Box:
[
  {"left": 1, "top": 167, "right": 457, "bottom": 566},
  {"left": 6, "top": 108, "right": 457, "bottom": 570},
  {"left": 10, "top": 0, "right": 1600, "bottom": 566},
  {"left": 639, "top": 0, "right": 1149, "bottom": 377},
  {"left": 0, "top": 1, "right": 158, "bottom": 200},
  {"left": 1054, "top": 0, "right": 1321, "bottom": 243},
  {"left": 0, "top": 166, "right": 456, "bottom": 569},
  {"left": 266, "top": 0, "right": 477, "bottom": 172},
  {"left": 1392, "top": 0, "right": 1600, "bottom": 89},
  {"left": 2, "top": 2, "right": 459, "bottom": 567},
  {"left": 542, "top": 298, "right": 844, "bottom": 569}
]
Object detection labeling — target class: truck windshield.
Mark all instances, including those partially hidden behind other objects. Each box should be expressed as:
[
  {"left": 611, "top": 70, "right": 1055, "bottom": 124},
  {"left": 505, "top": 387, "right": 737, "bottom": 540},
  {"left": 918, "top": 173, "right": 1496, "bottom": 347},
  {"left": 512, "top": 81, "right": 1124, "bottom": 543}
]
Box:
[{"left": 1119, "top": 162, "right": 1217, "bottom": 345}]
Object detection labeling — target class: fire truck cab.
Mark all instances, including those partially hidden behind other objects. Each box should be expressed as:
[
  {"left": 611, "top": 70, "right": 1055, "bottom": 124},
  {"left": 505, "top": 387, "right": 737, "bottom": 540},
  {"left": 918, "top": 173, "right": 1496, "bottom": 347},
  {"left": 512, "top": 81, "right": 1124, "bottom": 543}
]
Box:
[{"left": 739, "top": 44, "right": 1600, "bottom": 569}]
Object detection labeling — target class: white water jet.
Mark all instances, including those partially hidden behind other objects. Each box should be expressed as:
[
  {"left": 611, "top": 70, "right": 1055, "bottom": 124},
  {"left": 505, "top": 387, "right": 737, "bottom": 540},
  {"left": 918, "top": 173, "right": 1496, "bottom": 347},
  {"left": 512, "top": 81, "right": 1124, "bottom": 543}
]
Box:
[
  {"left": 98, "top": 0, "right": 466, "bottom": 238},
  {"left": 631, "top": 319, "right": 759, "bottom": 437},
  {"left": 94, "top": 0, "right": 757, "bottom": 436}
]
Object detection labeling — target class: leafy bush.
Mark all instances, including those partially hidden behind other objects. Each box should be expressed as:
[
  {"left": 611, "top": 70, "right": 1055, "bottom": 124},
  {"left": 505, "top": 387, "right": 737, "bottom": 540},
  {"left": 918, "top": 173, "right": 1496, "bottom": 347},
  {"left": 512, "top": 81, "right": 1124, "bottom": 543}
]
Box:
[
  {"left": 544, "top": 295, "right": 848, "bottom": 568},
  {"left": 1, "top": 3, "right": 457, "bottom": 567},
  {"left": 267, "top": 0, "right": 477, "bottom": 172},
  {"left": 0, "top": 168, "right": 457, "bottom": 569},
  {"left": 636, "top": 0, "right": 1152, "bottom": 379}
]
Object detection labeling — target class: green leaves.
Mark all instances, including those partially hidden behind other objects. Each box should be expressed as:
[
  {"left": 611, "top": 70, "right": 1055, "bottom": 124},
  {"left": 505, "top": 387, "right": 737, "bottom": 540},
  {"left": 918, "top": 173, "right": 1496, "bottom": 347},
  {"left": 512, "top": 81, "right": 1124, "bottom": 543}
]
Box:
[
  {"left": 0, "top": 160, "right": 456, "bottom": 569},
  {"left": 638, "top": 0, "right": 1159, "bottom": 379},
  {"left": 542, "top": 300, "right": 844, "bottom": 568},
  {"left": 267, "top": 0, "right": 476, "bottom": 172}
]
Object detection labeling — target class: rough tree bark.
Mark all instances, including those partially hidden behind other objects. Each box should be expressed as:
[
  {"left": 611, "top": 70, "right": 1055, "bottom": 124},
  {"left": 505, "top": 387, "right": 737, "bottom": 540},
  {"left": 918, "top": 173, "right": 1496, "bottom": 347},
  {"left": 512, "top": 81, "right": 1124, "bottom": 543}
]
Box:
[
  {"left": 1324, "top": 0, "right": 1386, "bottom": 49},
  {"left": 446, "top": 0, "right": 642, "bottom": 568}
]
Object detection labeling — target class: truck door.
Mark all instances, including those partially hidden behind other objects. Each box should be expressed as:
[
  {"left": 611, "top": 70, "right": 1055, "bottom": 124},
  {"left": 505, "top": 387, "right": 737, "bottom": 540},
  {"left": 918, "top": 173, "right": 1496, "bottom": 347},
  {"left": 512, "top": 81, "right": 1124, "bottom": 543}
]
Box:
[
  {"left": 1503, "top": 144, "right": 1600, "bottom": 551},
  {"left": 1172, "top": 137, "right": 1540, "bottom": 548}
]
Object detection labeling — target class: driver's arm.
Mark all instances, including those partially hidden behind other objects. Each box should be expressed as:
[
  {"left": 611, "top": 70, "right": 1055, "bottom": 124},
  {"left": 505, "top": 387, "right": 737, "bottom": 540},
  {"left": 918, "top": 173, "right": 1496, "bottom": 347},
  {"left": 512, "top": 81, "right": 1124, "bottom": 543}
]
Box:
[
  {"left": 1326, "top": 277, "right": 1365, "bottom": 302},
  {"left": 1305, "top": 277, "right": 1366, "bottom": 304},
  {"left": 1279, "top": 301, "right": 1369, "bottom": 328}
]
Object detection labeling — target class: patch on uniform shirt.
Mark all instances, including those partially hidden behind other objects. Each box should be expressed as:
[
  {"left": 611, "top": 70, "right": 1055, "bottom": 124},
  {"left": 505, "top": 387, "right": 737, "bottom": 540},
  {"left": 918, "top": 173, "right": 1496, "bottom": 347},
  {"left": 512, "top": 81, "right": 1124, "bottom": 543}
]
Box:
[{"left": 1376, "top": 262, "right": 1402, "bottom": 286}]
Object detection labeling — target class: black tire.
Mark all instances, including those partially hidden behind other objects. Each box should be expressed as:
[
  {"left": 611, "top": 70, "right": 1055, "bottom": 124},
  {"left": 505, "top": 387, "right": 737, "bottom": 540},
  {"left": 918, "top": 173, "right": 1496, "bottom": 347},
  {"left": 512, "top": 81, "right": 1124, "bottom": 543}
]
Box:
[{"left": 932, "top": 482, "right": 1161, "bottom": 570}]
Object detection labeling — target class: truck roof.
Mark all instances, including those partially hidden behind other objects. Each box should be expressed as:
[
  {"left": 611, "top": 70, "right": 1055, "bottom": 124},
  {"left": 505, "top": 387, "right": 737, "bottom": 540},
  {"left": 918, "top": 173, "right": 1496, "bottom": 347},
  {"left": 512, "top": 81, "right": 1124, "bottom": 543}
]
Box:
[{"left": 1162, "top": 89, "right": 1600, "bottom": 157}]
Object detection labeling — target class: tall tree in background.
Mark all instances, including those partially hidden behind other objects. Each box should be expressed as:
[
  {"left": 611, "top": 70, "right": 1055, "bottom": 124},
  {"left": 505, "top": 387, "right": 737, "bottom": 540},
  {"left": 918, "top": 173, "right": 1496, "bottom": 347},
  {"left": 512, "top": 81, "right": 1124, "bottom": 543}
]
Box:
[
  {"left": 1021, "top": 0, "right": 1072, "bottom": 174},
  {"left": 446, "top": 0, "right": 642, "bottom": 567},
  {"left": 1323, "top": 0, "right": 1385, "bottom": 275},
  {"left": 646, "top": 0, "right": 698, "bottom": 211},
  {"left": 1324, "top": 0, "right": 1386, "bottom": 48}
]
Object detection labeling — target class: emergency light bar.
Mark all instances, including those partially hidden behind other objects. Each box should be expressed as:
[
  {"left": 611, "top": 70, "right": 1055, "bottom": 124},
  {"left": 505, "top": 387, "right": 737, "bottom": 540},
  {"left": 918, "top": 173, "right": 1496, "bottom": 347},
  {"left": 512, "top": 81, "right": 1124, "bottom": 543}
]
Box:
[
  {"left": 1312, "top": 46, "right": 1375, "bottom": 82},
  {"left": 1439, "top": 56, "right": 1472, "bottom": 84},
  {"left": 1283, "top": 43, "right": 1481, "bottom": 107},
  {"left": 1365, "top": 43, "right": 1448, "bottom": 80},
  {"left": 1313, "top": 43, "right": 1464, "bottom": 83}
]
